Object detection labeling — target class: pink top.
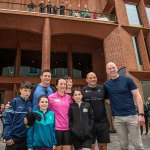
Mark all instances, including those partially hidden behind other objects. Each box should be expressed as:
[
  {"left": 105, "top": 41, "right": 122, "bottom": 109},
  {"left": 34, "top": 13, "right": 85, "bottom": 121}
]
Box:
[{"left": 48, "top": 92, "right": 72, "bottom": 130}]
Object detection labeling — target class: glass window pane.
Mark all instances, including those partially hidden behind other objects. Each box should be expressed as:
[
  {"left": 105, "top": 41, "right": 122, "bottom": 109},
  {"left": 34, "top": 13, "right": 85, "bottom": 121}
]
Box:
[
  {"left": 51, "top": 52, "right": 68, "bottom": 78},
  {"left": 132, "top": 37, "right": 142, "bottom": 65},
  {"left": 125, "top": 4, "right": 141, "bottom": 25},
  {"left": 0, "top": 49, "right": 16, "bottom": 76},
  {"left": 21, "top": 50, "right": 41, "bottom": 77},
  {"left": 146, "top": 7, "right": 150, "bottom": 24},
  {"left": 72, "top": 53, "right": 93, "bottom": 78}
]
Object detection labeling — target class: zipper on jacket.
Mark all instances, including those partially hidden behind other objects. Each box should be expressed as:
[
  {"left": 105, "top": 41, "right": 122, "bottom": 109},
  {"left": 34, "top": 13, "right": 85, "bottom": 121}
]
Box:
[{"left": 79, "top": 105, "right": 84, "bottom": 140}]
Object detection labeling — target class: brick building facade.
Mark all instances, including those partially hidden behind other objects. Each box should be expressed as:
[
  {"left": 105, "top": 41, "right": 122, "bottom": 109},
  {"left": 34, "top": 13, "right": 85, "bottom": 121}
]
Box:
[{"left": 0, "top": 0, "right": 149, "bottom": 103}]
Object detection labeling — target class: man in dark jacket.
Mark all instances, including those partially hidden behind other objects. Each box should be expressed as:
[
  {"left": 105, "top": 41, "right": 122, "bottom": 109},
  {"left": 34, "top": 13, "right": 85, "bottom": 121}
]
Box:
[{"left": 82, "top": 72, "right": 110, "bottom": 150}]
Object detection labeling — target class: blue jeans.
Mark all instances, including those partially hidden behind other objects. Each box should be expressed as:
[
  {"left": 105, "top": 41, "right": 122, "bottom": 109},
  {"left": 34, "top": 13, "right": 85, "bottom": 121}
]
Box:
[{"left": 114, "top": 115, "right": 144, "bottom": 150}]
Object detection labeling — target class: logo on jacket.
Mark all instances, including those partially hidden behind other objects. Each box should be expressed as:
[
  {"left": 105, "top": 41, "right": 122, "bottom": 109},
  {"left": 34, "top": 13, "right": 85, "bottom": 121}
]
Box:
[
  {"left": 54, "top": 98, "right": 60, "bottom": 102},
  {"left": 83, "top": 108, "right": 88, "bottom": 112}
]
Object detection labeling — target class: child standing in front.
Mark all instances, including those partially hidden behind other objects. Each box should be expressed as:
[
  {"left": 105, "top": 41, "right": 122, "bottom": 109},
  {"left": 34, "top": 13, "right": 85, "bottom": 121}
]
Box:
[
  {"left": 4, "top": 81, "right": 32, "bottom": 150},
  {"left": 27, "top": 95, "right": 56, "bottom": 150},
  {"left": 69, "top": 87, "right": 94, "bottom": 150}
]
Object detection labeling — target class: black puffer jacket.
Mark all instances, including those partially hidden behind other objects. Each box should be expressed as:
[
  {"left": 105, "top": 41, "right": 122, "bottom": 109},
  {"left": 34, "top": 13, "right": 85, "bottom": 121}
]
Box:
[{"left": 69, "top": 102, "right": 94, "bottom": 140}]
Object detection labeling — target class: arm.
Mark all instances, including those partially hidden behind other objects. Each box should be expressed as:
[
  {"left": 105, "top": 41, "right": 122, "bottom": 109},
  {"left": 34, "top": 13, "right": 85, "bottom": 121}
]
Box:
[
  {"left": 131, "top": 89, "right": 145, "bottom": 126},
  {"left": 3, "top": 100, "right": 15, "bottom": 145}
]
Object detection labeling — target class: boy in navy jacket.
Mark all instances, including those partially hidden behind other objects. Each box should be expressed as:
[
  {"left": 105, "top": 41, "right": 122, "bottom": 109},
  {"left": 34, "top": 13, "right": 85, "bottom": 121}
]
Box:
[{"left": 4, "top": 81, "right": 32, "bottom": 150}]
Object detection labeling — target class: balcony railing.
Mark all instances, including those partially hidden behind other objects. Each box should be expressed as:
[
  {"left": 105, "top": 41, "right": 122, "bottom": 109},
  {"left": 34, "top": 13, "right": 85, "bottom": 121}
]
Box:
[{"left": 0, "top": 1, "right": 117, "bottom": 22}]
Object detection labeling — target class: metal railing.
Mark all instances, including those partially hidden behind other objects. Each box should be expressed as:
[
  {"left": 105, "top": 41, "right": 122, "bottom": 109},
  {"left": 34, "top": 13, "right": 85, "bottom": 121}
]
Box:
[{"left": 0, "top": 1, "right": 117, "bottom": 22}]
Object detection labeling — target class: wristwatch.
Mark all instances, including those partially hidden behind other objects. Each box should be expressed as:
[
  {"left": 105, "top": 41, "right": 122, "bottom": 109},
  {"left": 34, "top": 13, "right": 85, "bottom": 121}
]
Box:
[{"left": 138, "top": 113, "right": 144, "bottom": 116}]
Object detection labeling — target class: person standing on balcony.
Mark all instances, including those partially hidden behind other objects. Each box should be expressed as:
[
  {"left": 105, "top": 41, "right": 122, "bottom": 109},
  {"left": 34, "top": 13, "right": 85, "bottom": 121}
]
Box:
[
  {"left": 53, "top": 2, "right": 58, "bottom": 14},
  {"left": 68, "top": 5, "right": 73, "bottom": 16},
  {"left": 47, "top": 1, "right": 52, "bottom": 14},
  {"left": 82, "top": 72, "right": 110, "bottom": 150},
  {"left": 27, "top": 1, "right": 36, "bottom": 12},
  {"left": 104, "top": 62, "right": 145, "bottom": 150},
  {"left": 60, "top": 1, "right": 65, "bottom": 15},
  {"left": 39, "top": 1, "right": 46, "bottom": 13}
]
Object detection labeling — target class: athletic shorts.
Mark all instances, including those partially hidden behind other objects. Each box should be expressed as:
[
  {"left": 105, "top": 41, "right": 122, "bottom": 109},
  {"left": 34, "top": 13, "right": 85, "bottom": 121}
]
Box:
[
  {"left": 72, "top": 138, "right": 92, "bottom": 150},
  {"left": 55, "top": 130, "right": 72, "bottom": 146},
  {"left": 92, "top": 121, "right": 110, "bottom": 144}
]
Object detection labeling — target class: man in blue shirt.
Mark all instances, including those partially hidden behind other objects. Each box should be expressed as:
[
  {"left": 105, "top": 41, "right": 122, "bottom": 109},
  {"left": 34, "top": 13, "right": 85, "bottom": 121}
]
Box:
[
  {"left": 31, "top": 70, "right": 55, "bottom": 110},
  {"left": 104, "top": 62, "right": 145, "bottom": 150}
]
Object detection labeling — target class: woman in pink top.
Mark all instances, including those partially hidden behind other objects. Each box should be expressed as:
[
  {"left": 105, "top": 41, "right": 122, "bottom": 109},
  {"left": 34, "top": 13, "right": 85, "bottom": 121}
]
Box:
[{"left": 48, "top": 78, "right": 72, "bottom": 150}]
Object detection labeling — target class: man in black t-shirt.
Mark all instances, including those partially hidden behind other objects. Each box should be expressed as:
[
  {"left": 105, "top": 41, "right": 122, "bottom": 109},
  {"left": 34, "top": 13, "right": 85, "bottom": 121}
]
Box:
[{"left": 82, "top": 72, "right": 110, "bottom": 150}]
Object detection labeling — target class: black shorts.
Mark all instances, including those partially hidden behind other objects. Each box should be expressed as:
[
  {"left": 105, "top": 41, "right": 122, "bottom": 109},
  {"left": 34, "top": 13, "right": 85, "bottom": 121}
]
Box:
[
  {"left": 56, "top": 130, "right": 72, "bottom": 146},
  {"left": 72, "top": 138, "right": 92, "bottom": 149},
  {"left": 92, "top": 121, "right": 110, "bottom": 144}
]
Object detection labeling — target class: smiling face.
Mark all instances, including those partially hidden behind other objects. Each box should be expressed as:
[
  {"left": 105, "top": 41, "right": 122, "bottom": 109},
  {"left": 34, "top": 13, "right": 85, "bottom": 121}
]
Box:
[
  {"left": 86, "top": 72, "right": 97, "bottom": 87},
  {"left": 38, "top": 97, "right": 49, "bottom": 111},
  {"left": 72, "top": 90, "right": 83, "bottom": 103},
  {"left": 56, "top": 79, "right": 67, "bottom": 94},
  {"left": 106, "top": 62, "right": 119, "bottom": 79},
  {"left": 40, "top": 71, "right": 51, "bottom": 87}
]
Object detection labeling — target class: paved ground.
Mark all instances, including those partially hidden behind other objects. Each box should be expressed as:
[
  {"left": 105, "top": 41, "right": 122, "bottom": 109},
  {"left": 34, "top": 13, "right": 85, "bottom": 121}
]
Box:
[{"left": 0, "top": 132, "right": 150, "bottom": 150}]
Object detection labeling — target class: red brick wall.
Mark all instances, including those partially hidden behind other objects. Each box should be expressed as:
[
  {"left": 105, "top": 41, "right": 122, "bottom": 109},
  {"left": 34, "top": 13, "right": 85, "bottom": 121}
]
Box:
[
  {"left": 137, "top": 30, "right": 150, "bottom": 71},
  {"left": 114, "top": 0, "right": 128, "bottom": 24},
  {"left": 104, "top": 26, "right": 137, "bottom": 70},
  {"left": 138, "top": 0, "right": 149, "bottom": 28},
  {"left": 42, "top": 18, "right": 51, "bottom": 70},
  {"left": 92, "top": 46, "right": 107, "bottom": 83}
]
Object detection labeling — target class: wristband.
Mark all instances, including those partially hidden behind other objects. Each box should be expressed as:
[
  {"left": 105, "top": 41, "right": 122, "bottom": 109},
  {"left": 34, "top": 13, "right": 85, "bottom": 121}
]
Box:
[{"left": 138, "top": 113, "right": 144, "bottom": 116}]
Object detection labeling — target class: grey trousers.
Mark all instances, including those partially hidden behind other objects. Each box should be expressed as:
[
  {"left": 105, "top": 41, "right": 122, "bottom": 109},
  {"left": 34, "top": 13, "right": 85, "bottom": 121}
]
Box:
[{"left": 114, "top": 115, "right": 144, "bottom": 150}]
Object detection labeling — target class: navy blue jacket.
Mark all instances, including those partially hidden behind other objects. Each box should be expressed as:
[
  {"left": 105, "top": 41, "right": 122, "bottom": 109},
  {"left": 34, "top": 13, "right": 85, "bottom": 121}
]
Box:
[{"left": 4, "top": 96, "right": 32, "bottom": 140}]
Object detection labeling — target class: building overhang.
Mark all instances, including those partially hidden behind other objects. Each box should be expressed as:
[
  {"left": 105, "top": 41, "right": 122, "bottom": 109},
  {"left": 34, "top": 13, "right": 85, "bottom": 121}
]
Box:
[
  {"left": 0, "top": 9, "right": 118, "bottom": 39},
  {"left": 121, "top": 25, "right": 150, "bottom": 36},
  {"left": 129, "top": 70, "right": 150, "bottom": 81}
]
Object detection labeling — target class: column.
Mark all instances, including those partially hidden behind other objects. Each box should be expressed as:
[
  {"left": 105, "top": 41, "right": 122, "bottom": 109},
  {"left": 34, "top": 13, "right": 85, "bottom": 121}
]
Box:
[
  {"left": 42, "top": 18, "right": 51, "bottom": 70},
  {"left": 137, "top": 29, "right": 150, "bottom": 71},
  {"left": 114, "top": 0, "right": 128, "bottom": 25},
  {"left": 15, "top": 43, "right": 21, "bottom": 76},
  {"left": 139, "top": 0, "right": 149, "bottom": 28}
]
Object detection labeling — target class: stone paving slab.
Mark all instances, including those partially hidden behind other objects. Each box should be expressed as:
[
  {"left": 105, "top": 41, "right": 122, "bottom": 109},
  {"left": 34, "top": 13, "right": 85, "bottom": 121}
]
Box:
[{"left": 0, "top": 132, "right": 150, "bottom": 150}]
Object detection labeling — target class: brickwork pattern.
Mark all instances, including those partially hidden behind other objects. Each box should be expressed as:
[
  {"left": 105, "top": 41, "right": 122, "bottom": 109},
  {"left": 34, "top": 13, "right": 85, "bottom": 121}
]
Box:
[
  {"left": 104, "top": 26, "right": 137, "bottom": 70},
  {"left": 138, "top": 0, "right": 150, "bottom": 28},
  {"left": 92, "top": 47, "right": 107, "bottom": 83},
  {"left": 42, "top": 18, "right": 51, "bottom": 70},
  {"left": 137, "top": 30, "right": 150, "bottom": 71},
  {"left": 114, "top": 0, "right": 128, "bottom": 25}
]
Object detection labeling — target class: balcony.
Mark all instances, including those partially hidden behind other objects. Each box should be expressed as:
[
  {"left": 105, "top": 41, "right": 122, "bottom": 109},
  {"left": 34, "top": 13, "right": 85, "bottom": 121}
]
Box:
[{"left": 0, "top": 1, "right": 117, "bottom": 23}]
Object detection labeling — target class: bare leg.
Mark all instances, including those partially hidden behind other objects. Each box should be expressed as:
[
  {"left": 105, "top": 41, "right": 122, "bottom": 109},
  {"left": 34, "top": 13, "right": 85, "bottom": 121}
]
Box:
[
  {"left": 98, "top": 143, "right": 107, "bottom": 150},
  {"left": 56, "top": 146, "right": 62, "bottom": 150},
  {"left": 62, "top": 145, "right": 72, "bottom": 150},
  {"left": 91, "top": 144, "right": 95, "bottom": 150}
]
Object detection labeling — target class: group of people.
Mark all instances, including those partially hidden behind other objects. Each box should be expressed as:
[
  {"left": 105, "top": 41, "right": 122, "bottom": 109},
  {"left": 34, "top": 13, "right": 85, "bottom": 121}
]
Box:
[
  {"left": 27, "top": 1, "right": 66, "bottom": 15},
  {"left": 2, "top": 62, "right": 147, "bottom": 150},
  {"left": 27, "top": 1, "right": 96, "bottom": 19}
]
